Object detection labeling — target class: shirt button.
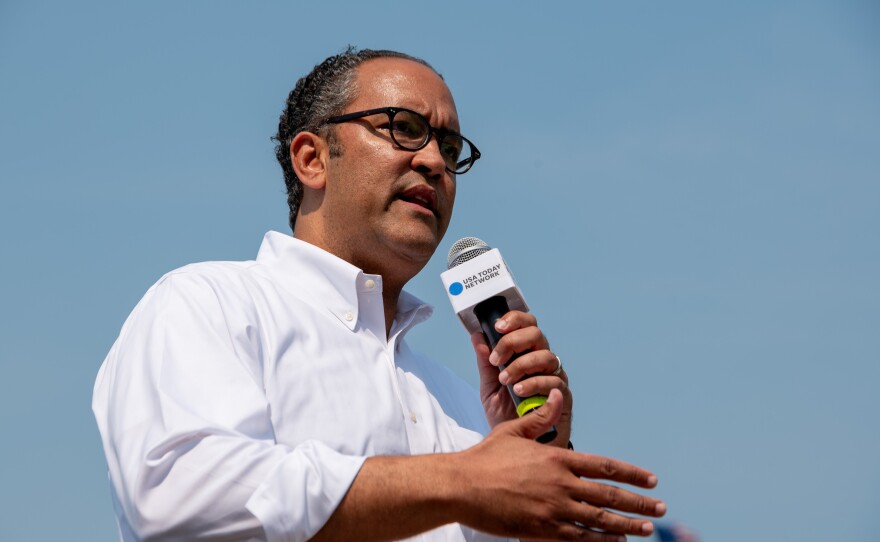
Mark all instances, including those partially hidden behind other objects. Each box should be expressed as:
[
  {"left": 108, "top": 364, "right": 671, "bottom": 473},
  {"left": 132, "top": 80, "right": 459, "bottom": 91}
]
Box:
[
  {"left": 364, "top": 279, "right": 376, "bottom": 289},
  {"left": 344, "top": 311, "right": 354, "bottom": 321},
  {"left": 409, "top": 412, "right": 418, "bottom": 424}
]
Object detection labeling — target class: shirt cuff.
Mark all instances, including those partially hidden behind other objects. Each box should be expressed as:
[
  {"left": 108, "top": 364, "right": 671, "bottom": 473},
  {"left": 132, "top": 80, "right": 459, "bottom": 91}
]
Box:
[{"left": 245, "top": 440, "right": 366, "bottom": 542}]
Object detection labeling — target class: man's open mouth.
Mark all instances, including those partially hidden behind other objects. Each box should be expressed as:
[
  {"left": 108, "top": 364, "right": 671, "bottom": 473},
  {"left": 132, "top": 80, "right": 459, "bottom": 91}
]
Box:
[{"left": 397, "top": 185, "right": 438, "bottom": 215}]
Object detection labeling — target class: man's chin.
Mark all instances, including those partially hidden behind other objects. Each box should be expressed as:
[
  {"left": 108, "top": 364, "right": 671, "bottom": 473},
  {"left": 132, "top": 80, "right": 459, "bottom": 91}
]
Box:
[{"left": 383, "top": 227, "right": 444, "bottom": 266}]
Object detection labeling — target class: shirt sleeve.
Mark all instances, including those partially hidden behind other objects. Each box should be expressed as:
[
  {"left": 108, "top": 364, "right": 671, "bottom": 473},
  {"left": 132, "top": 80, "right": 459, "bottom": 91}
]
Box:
[{"left": 92, "top": 269, "right": 365, "bottom": 542}]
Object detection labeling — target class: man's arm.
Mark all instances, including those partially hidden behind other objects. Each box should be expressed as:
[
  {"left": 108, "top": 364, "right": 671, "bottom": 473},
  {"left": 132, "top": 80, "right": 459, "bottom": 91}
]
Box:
[
  {"left": 93, "top": 272, "right": 368, "bottom": 541},
  {"left": 314, "top": 311, "right": 667, "bottom": 541},
  {"left": 313, "top": 389, "right": 665, "bottom": 541}
]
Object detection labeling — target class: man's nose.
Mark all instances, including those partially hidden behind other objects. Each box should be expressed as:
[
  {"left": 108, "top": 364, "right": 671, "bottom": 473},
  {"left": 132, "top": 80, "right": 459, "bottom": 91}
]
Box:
[{"left": 411, "top": 136, "right": 447, "bottom": 178}]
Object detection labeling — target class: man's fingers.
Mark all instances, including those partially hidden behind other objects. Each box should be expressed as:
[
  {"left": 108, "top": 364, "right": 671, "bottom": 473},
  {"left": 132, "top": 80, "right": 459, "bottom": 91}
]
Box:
[
  {"left": 570, "top": 454, "right": 660, "bottom": 490},
  {"left": 493, "top": 310, "right": 537, "bottom": 332},
  {"left": 570, "top": 503, "right": 656, "bottom": 537},
  {"left": 499, "top": 349, "right": 567, "bottom": 386},
  {"left": 489, "top": 326, "right": 549, "bottom": 367},
  {"left": 553, "top": 523, "right": 631, "bottom": 542},
  {"left": 505, "top": 388, "right": 563, "bottom": 440},
  {"left": 574, "top": 481, "right": 666, "bottom": 518},
  {"left": 488, "top": 310, "right": 546, "bottom": 368},
  {"left": 507, "top": 375, "right": 567, "bottom": 400}
]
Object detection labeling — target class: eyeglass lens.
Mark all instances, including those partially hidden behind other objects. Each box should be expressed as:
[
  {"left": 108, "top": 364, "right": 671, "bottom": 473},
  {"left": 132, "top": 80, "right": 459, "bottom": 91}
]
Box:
[{"left": 390, "top": 110, "right": 469, "bottom": 173}]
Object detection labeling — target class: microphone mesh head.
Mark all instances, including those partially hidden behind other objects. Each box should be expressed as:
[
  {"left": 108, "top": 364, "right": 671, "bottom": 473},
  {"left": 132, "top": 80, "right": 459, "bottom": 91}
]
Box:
[{"left": 447, "top": 237, "right": 491, "bottom": 269}]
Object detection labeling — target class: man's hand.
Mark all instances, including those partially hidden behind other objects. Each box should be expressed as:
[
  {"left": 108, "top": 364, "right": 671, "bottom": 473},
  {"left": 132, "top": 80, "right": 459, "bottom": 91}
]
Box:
[
  {"left": 312, "top": 390, "right": 664, "bottom": 542},
  {"left": 472, "top": 310, "right": 573, "bottom": 447},
  {"left": 455, "top": 389, "right": 666, "bottom": 541}
]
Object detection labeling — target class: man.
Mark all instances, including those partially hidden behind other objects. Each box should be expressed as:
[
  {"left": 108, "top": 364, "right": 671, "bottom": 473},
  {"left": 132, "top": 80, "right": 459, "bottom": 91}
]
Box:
[{"left": 93, "top": 48, "right": 665, "bottom": 541}]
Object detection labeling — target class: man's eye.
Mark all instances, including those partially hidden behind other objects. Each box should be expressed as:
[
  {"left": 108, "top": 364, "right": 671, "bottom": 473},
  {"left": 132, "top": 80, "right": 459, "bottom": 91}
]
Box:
[
  {"left": 392, "top": 120, "right": 423, "bottom": 139},
  {"left": 441, "top": 139, "right": 463, "bottom": 161}
]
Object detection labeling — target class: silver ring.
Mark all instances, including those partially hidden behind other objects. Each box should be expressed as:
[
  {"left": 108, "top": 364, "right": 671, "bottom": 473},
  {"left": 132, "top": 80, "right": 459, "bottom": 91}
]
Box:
[{"left": 552, "top": 355, "right": 563, "bottom": 376}]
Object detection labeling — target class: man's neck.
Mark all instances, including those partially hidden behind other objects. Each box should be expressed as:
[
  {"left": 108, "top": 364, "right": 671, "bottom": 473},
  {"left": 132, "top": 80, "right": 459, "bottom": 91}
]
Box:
[
  {"left": 291, "top": 228, "right": 424, "bottom": 339},
  {"left": 382, "top": 289, "right": 400, "bottom": 339}
]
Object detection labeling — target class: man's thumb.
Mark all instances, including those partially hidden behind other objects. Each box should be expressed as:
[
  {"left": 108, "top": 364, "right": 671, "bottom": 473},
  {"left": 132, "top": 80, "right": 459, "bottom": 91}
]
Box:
[{"left": 508, "top": 388, "right": 563, "bottom": 441}]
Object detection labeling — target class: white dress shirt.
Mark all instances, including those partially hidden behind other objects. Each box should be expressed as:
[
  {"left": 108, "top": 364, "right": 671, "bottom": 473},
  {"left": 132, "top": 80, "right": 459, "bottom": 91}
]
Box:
[{"left": 93, "top": 231, "right": 505, "bottom": 542}]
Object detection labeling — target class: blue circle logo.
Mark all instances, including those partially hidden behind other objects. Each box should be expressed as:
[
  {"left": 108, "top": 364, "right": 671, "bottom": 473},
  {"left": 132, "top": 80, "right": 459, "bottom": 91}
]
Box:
[{"left": 448, "top": 282, "right": 464, "bottom": 296}]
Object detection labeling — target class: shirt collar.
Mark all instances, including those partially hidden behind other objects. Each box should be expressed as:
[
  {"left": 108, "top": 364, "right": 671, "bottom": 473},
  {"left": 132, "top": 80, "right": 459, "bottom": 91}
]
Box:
[{"left": 255, "top": 231, "right": 433, "bottom": 332}]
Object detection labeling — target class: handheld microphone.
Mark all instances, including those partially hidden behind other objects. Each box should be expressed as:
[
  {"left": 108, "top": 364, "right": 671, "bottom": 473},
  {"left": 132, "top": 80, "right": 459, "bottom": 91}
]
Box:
[{"left": 441, "top": 237, "right": 557, "bottom": 444}]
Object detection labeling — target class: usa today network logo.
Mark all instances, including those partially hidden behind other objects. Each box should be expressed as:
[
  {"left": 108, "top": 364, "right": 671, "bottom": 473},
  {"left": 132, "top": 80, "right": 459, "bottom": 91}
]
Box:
[{"left": 448, "top": 263, "right": 503, "bottom": 296}]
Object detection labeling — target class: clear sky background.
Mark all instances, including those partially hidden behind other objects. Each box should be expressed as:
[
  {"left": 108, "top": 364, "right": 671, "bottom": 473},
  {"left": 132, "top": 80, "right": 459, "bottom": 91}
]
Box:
[{"left": 1, "top": 1, "right": 878, "bottom": 540}]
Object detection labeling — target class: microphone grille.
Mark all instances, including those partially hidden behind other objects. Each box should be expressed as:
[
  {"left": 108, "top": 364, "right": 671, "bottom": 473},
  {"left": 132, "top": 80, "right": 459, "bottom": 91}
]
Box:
[{"left": 447, "top": 237, "right": 491, "bottom": 269}]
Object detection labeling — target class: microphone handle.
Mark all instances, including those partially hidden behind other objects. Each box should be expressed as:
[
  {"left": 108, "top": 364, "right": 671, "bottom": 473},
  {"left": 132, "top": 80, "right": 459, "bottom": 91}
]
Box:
[{"left": 474, "top": 296, "right": 558, "bottom": 444}]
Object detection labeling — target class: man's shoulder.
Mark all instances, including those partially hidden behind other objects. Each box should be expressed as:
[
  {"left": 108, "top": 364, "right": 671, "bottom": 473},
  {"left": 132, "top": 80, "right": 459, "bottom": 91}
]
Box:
[
  {"left": 153, "top": 259, "right": 266, "bottom": 291},
  {"left": 137, "top": 259, "right": 268, "bottom": 313},
  {"left": 163, "top": 259, "right": 258, "bottom": 280}
]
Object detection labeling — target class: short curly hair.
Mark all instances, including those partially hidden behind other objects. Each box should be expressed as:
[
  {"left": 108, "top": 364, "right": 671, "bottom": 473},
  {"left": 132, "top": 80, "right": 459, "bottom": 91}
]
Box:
[{"left": 273, "top": 47, "right": 439, "bottom": 231}]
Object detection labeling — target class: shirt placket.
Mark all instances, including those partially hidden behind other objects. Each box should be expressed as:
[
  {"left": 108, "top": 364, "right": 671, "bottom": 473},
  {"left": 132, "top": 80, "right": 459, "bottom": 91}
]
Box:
[
  {"left": 356, "top": 276, "right": 421, "bottom": 455},
  {"left": 387, "top": 311, "right": 433, "bottom": 455}
]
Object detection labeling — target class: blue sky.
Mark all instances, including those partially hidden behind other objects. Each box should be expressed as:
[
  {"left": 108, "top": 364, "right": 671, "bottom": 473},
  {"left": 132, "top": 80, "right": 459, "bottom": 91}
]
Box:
[{"left": 1, "top": 1, "right": 878, "bottom": 540}]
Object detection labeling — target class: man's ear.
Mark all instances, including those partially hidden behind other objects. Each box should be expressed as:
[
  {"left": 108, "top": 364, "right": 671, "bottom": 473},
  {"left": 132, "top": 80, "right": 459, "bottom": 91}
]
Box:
[{"left": 291, "top": 131, "right": 329, "bottom": 190}]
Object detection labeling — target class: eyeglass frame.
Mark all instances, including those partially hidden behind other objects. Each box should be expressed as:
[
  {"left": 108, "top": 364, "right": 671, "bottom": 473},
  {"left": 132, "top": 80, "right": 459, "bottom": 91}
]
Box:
[{"left": 323, "top": 106, "right": 481, "bottom": 174}]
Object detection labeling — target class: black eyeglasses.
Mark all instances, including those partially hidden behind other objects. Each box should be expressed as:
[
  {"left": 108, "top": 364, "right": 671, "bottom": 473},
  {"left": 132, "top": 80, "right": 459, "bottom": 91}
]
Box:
[{"left": 324, "top": 106, "right": 481, "bottom": 174}]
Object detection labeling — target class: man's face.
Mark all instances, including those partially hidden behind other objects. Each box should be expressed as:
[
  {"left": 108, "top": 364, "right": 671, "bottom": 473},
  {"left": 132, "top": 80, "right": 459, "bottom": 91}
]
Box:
[{"left": 318, "top": 57, "right": 459, "bottom": 277}]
